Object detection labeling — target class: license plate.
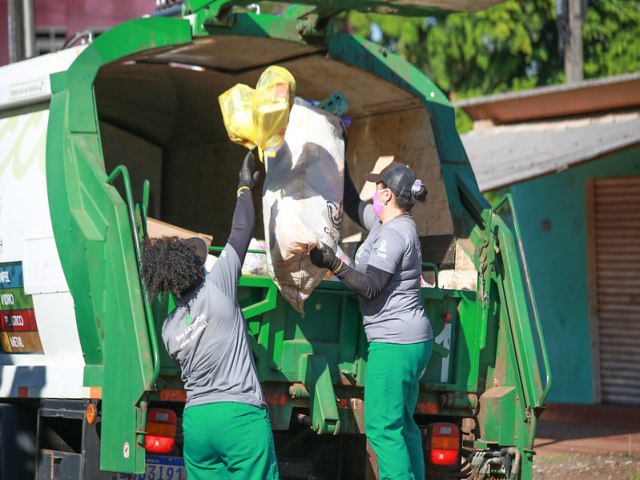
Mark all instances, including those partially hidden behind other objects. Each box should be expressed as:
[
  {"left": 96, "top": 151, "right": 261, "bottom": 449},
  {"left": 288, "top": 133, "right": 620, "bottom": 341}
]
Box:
[{"left": 118, "top": 455, "right": 186, "bottom": 480}]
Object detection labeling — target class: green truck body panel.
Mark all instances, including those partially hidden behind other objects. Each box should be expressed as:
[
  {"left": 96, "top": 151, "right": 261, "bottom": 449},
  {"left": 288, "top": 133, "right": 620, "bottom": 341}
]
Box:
[
  {"left": 47, "top": 17, "right": 194, "bottom": 473},
  {"left": 40, "top": 4, "right": 549, "bottom": 477}
]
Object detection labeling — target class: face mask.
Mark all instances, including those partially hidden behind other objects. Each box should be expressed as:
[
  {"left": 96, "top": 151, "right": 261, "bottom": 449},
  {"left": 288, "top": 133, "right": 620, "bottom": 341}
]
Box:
[{"left": 373, "top": 188, "right": 387, "bottom": 218}]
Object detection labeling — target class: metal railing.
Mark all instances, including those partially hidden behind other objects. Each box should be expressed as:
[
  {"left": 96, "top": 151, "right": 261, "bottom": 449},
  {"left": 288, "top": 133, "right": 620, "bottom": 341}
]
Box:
[{"left": 106, "top": 165, "right": 160, "bottom": 390}]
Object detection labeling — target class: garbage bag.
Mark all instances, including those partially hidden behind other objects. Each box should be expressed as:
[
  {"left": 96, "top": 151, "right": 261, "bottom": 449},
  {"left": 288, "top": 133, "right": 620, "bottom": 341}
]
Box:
[
  {"left": 254, "top": 66, "right": 296, "bottom": 155},
  {"left": 218, "top": 83, "right": 256, "bottom": 150},
  {"left": 205, "top": 238, "right": 268, "bottom": 276},
  {"left": 262, "top": 99, "right": 345, "bottom": 313},
  {"left": 242, "top": 238, "right": 268, "bottom": 276},
  {"left": 218, "top": 66, "right": 295, "bottom": 160}
]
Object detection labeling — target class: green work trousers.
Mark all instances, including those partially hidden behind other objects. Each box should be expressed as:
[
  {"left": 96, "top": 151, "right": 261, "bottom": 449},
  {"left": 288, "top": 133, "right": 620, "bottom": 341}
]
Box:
[
  {"left": 365, "top": 340, "right": 434, "bottom": 480},
  {"left": 183, "top": 401, "right": 279, "bottom": 480}
]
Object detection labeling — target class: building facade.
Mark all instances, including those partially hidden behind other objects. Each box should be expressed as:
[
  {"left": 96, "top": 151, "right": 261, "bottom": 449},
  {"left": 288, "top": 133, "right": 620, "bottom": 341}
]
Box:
[
  {"left": 1, "top": 0, "right": 155, "bottom": 66},
  {"left": 458, "top": 74, "right": 640, "bottom": 405}
]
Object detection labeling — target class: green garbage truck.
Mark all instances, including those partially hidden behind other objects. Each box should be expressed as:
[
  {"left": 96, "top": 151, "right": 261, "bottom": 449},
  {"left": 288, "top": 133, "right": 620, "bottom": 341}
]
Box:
[{"left": 0, "top": 1, "right": 550, "bottom": 478}]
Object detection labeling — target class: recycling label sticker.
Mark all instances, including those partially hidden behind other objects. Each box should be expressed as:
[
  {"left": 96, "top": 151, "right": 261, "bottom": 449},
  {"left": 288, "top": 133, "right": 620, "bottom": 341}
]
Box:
[{"left": 0, "top": 262, "right": 43, "bottom": 353}]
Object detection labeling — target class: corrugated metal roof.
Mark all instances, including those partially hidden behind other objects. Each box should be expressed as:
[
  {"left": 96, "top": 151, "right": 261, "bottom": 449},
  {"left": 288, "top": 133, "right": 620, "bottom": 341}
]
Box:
[{"left": 461, "top": 111, "right": 640, "bottom": 192}]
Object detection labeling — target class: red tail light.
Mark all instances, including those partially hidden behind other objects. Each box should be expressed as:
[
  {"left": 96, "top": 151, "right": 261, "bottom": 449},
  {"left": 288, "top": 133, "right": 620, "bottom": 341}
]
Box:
[
  {"left": 428, "top": 423, "right": 460, "bottom": 466},
  {"left": 145, "top": 408, "right": 177, "bottom": 454}
]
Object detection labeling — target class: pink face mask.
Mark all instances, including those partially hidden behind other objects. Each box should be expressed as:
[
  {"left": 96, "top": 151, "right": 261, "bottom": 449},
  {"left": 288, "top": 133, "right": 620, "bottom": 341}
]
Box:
[{"left": 373, "top": 188, "right": 388, "bottom": 218}]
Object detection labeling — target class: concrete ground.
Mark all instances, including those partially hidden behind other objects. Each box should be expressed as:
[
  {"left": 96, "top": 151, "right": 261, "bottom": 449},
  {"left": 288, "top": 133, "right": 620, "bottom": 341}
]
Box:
[{"left": 533, "top": 403, "right": 640, "bottom": 479}]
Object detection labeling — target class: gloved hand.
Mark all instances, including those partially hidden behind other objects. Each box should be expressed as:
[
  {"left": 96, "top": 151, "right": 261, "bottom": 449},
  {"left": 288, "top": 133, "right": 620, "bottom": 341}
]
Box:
[
  {"left": 238, "top": 150, "right": 260, "bottom": 191},
  {"left": 309, "top": 242, "right": 342, "bottom": 272}
]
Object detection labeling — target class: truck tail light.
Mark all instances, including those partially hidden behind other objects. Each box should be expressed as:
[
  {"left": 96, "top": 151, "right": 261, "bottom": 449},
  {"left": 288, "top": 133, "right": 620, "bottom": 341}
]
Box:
[
  {"left": 145, "top": 408, "right": 177, "bottom": 454},
  {"left": 427, "top": 423, "right": 460, "bottom": 466}
]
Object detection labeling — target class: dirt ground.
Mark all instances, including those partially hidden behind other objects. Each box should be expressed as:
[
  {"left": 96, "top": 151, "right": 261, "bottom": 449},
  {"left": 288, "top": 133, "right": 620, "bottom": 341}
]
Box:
[
  {"left": 532, "top": 404, "right": 640, "bottom": 480},
  {"left": 534, "top": 452, "right": 640, "bottom": 480}
]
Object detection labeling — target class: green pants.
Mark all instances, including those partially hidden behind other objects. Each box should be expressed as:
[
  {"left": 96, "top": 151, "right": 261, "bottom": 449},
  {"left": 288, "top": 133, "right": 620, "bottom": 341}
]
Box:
[
  {"left": 183, "top": 401, "right": 279, "bottom": 480},
  {"left": 365, "top": 340, "right": 434, "bottom": 480}
]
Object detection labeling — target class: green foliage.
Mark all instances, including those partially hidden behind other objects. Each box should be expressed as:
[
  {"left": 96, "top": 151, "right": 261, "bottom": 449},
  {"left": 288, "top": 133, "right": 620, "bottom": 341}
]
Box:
[
  {"left": 583, "top": 0, "right": 640, "bottom": 78},
  {"left": 455, "top": 107, "right": 474, "bottom": 134},
  {"left": 347, "top": 0, "right": 640, "bottom": 99},
  {"left": 484, "top": 188, "right": 509, "bottom": 208},
  {"left": 348, "top": 1, "right": 561, "bottom": 97}
]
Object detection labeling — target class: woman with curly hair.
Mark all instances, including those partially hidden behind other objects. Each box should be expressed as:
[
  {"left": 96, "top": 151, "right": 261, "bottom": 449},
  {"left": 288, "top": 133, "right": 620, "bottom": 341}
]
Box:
[
  {"left": 310, "top": 161, "right": 433, "bottom": 480},
  {"left": 141, "top": 151, "right": 278, "bottom": 480}
]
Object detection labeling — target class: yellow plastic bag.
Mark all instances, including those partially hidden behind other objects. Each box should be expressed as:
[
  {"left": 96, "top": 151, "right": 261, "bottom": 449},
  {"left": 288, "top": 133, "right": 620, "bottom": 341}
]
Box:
[
  {"left": 218, "top": 84, "right": 256, "bottom": 150},
  {"left": 219, "top": 66, "right": 296, "bottom": 160}
]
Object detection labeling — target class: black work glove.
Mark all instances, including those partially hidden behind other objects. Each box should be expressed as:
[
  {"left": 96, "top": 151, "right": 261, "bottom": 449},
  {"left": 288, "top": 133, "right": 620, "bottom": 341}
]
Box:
[
  {"left": 309, "top": 242, "right": 342, "bottom": 272},
  {"left": 238, "top": 150, "right": 260, "bottom": 191}
]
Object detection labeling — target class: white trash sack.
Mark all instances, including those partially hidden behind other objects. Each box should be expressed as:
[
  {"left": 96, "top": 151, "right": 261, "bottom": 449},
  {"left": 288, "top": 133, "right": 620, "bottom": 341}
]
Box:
[
  {"left": 262, "top": 100, "right": 344, "bottom": 313},
  {"left": 242, "top": 238, "right": 268, "bottom": 276}
]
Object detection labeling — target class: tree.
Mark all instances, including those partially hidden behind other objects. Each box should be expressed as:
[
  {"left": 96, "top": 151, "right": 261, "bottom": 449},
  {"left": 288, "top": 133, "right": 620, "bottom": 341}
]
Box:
[
  {"left": 347, "top": 0, "right": 640, "bottom": 99},
  {"left": 583, "top": 0, "right": 640, "bottom": 78}
]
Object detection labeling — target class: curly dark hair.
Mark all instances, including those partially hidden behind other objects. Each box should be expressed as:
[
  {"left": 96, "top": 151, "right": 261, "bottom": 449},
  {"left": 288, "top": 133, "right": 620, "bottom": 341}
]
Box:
[{"left": 140, "top": 236, "right": 205, "bottom": 301}]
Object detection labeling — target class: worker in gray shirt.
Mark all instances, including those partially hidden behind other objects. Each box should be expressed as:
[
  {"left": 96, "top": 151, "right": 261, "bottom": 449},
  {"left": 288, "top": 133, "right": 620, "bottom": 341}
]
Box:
[
  {"left": 141, "top": 151, "right": 278, "bottom": 480},
  {"left": 310, "top": 161, "right": 434, "bottom": 480}
]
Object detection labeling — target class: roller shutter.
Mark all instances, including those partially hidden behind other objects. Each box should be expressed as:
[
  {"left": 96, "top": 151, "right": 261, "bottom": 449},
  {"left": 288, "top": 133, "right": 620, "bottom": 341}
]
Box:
[{"left": 593, "top": 176, "right": 640, "bottom": 406}]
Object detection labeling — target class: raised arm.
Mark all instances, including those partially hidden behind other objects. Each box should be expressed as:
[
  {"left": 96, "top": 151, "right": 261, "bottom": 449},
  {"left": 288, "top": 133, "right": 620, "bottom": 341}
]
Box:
[{"left": 227, "top": 151, "right": 259, "bottom": 264}]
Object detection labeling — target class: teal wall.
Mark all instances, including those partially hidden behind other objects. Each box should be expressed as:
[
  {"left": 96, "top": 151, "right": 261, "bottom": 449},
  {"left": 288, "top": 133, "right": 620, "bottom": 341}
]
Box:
[{"left": 508, "top": 147, "right": 640, "bottom": 404}]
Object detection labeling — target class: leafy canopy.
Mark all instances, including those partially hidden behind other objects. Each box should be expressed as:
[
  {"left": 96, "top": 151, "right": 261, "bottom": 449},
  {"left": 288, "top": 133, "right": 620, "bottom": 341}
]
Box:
[{"left": 347, "top": 0, "right": 640, "bottom": 99}]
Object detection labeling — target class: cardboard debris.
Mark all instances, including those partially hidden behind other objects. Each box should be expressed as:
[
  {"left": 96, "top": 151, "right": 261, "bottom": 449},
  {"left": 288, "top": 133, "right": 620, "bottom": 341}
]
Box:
[
  {"left": 359, "top": 155, "right": 394, "bottom": 201},
  {"left": 147, "top": 217, "right": 213, "bottom": 246}
]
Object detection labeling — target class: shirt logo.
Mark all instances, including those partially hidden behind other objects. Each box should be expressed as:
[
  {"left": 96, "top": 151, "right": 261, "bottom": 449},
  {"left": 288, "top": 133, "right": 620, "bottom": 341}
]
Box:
[
  {"left": 184, "top": 314, "right": 193, "bottom": 326},
  {"left": 377, "top": 240, "right": 388, "bottom": 259},
  {"left": 176, "top": 314, "right": 208, "bottom": 349}
]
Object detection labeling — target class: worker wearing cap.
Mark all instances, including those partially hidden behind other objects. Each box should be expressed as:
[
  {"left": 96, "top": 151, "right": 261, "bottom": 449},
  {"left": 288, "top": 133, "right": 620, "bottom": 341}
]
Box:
[
  {"left": 310, "top": 161, "right": 434, "bottom": 480},
  {"left": 141, "top": 151, "right": 278, "bottom": 480}
]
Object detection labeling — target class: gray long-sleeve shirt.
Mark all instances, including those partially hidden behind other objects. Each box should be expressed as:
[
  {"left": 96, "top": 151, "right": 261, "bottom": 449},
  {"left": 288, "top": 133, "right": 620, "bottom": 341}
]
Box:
[
  {"left": 354, "top": 205, "right": 433, "bottom": 344},
  {"left": 162, "top": 244, "right": 265, "bottom": 410},
  {"left": 161, "top": 190, "right": 264, "bottom": 410}
]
